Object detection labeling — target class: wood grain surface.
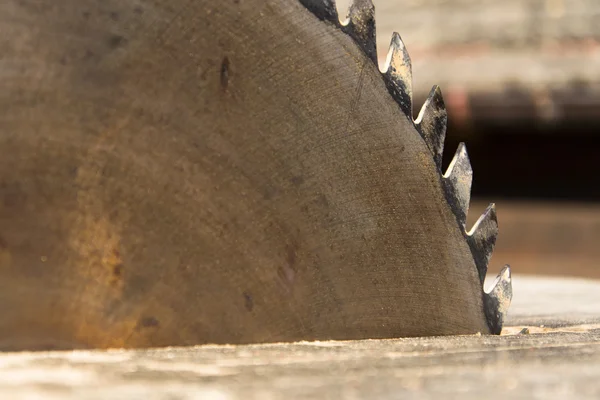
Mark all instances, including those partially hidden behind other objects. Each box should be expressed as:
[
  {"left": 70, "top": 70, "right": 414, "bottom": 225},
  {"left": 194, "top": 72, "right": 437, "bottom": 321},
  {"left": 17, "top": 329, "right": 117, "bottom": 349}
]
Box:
[{"left": 0, "top": 275, "right": 598, "bottom": 399}]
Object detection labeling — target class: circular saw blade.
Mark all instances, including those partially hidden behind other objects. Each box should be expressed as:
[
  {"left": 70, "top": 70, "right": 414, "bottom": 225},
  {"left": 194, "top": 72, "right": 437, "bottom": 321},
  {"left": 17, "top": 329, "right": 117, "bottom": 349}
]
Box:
[{"left": 0, "top": 0, "right": 510, "bottom": 350}]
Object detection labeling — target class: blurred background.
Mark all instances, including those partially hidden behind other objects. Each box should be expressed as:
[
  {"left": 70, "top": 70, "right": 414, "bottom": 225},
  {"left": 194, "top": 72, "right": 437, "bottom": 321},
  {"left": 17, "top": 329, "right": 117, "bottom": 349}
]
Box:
[{"left": 338, "top": 0, "right": 600, "bottom": 279}]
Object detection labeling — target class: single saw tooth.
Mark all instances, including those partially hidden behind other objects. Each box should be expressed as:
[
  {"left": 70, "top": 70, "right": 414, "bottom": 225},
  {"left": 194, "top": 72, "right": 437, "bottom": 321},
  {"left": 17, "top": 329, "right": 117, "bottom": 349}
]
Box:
[
  {"left": 382, "top": 32, "right": 413, "bottom": 119},
  {"left": 467, "top": 203, "right": 498, "bottom": 284},
  {"left": 342, "top": 0, "right": 377, "bottom": 64},
  {"left": 415, "top": 85, "right": 447, "bottom": 169},
  {"left": 298, "top": 0, "right": 339, "bottom": 24},
  {"left": 484, "top": 265, "right": 512, "bottom": 334},
  {"left": 443, "top": 143, "right": 472, "bottom": 226}
]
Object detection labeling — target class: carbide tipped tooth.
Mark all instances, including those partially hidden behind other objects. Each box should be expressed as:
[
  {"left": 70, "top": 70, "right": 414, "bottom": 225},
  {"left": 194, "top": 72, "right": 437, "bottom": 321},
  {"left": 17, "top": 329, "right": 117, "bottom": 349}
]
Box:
[
  {"left": 415, "top": 85, "right": 447, "bottom": 168},
  {"left": 467, "top": 203, "right": 498, "bottom": 284},
  {"left": 382, "top": 33, "right": 413, "bottom": 118},
  {"left": 484, "top": 265, "right": 512, "bottom": 334},
  {"left": 342, "top": 0, "right": 377, "bottom": 63},
  {"left": 299, "top": 0, "right": 339, "bottom": 24},
  {"left": 443, "top": 143, "right": 472, "bottom": 225}
]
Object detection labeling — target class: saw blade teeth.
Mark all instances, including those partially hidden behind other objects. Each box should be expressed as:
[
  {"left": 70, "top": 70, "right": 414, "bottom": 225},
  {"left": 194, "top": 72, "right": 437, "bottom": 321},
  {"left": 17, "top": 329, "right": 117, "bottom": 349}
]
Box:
[
  {"left": 415, "top": 85, "right": 447, "bottom": 169},
  {"left": 467, "top": 203, "right": 498, "bottom": 284},
  {"left": 342, "top": 0, "right": 377, "bottom": 63},
  {"left": 484, "top": 265, "right": 512, "bottom": 334},
  {"left": 443, "top": 143, "right": 473, "bottom": 225},
  {"left": 382, "top": 33, "right": 413, "bottom": 118},
  {"left": 301, "top": 0, "right": 510, "bottom": 334},
  {"left": 298, "top": 0, "right": 339, "bottom": 24}
]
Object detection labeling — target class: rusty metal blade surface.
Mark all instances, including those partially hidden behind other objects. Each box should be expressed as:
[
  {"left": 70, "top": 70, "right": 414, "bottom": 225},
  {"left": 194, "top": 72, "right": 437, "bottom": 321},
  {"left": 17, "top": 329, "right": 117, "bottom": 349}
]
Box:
[{"left": 0, "top": 0, "right": 507, "bottom": 350}]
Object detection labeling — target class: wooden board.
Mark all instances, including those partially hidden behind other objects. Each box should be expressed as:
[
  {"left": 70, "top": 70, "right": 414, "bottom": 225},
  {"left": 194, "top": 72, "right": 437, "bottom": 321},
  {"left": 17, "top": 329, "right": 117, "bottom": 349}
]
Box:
[{"left": 1, "top": 275, "right": 598, "bottom": 399}]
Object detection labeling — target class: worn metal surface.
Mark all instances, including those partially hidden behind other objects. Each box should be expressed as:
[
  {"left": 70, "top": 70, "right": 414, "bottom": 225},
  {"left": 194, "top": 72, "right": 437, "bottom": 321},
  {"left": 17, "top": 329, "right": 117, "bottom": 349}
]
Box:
[
  {"left": 0, "top": 275, "right": 598, "bottom": 399},
  {"left": 0, "top": 0, "right": 507, "bottom": 350}
]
